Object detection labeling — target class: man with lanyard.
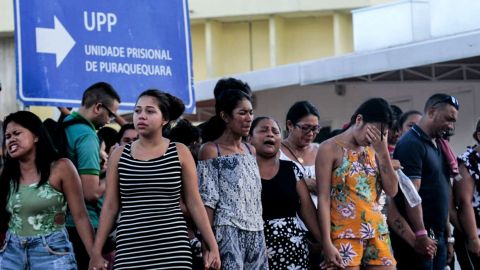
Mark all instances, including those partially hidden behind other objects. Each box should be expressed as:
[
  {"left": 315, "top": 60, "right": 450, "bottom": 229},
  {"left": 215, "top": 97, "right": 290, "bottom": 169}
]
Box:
[
  {"left": 391, "top": 93, "right": 459, "bottom": 270},
  {"left": 64, "top": 82, "right": 120, "bottom": 270}
]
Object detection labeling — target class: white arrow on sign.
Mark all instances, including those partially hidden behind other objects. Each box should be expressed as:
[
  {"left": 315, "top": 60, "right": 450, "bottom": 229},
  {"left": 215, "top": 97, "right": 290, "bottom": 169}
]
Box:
[{"left": 35, "top": 16, "right": 76, "bottom": 67}]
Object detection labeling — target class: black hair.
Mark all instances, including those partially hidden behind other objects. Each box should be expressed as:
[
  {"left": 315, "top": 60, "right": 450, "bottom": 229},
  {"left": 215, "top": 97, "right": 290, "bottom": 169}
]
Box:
[
  {"left": 117, "top": 123, "right": 135, "bottom": 143},
  {"left": 57, "top": 108, "right": 72, "bottom": 123},
  {"left": 201, "top": 89, "right": 252, "bottom": 142},
  {"left": 82, "top": 82, "right": 121, "bottom": 108},
  {"left": 0, "top": 111, "right": 60, "bottom": 232},
  {"left": 168, "top": 119, "right": 201, "bottom": 146},
  {"left": 97, "top": 126, "right": 118, "bottom": 152},
  {"left": 286, "top": 101, "right": 320, "bottom": 127},
  {"left": 349, "top": 98, "right": 393, "bottom": 129},
  {"left": 216, "top": 89, "right": 251, "bottom": 117},
  {"left": 199, "top": 79, "right": 252, "bottom": 142},
  {"left": 390, "top": 105, "right": 403, "bottom": 121},
  {"left": 473, "top": 119, "right": 480, "bottom": 143},
  {"left": 389, "top": 105, "right": 403, "bottom": 132},
  {"left": 398, "top": 110, "right": 422, "bottom": 130},
  {"left": 43, "top": 118, "right": 59, "bottom": 140},
  {"left": 327, "top": 129, "right": 344, "bottom": 139},
  {"left": 249, "top": 116, "right": 280, "bottom": 136},
  {"left": 197, "top": 121, "right": 218, "bottom": 143},
  {"left": 213, "top": 77, "right": 252, "bottom": 100},
  {"left": 137, "top": 89, "right": 185, "bottom": 132},
  {"left": 424, "top": 93, "right": 458, "bottom": 112}
]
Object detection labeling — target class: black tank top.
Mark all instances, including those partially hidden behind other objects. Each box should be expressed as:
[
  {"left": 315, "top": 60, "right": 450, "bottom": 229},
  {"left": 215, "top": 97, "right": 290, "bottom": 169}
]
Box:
[{"left": 261, "top": 160, "right": 300, "bottom": 220}]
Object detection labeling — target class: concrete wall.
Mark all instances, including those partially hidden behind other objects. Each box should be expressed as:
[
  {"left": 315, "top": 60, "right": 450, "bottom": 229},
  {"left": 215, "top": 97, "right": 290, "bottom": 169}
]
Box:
[
  {"left": 282, "top": 16, "right": 334, "bottom": 64},
  {"left": 254, "top": 81, "right": 480, "bottom": 155},
  {"left": 191, "top": 24, "right": 207, "bottom": 81},
  {"left": 0, "top": 0, "right": 14, "bottom": 36},
  {"left": 353, "top": 0, "right": 430, "bottom": 51},
  {"left": 221, "top": 22, "right": 251, "bottom": 75},
  {"left": 431, "top": 0, "right": 480, "bottom": 37},
  {"left": 251, "top": 20, "right": 270, "bottom": 70},
  {"left": 0, "top": 37, "right": 18, "bottom": 118},
  {"left": 188, "top": 0, "right": 387, "bottom": 20},
  {"left": 192, "top": 14, "right": 353, "bottom": 80},
  {"left": 334, "top": 12, "right": 353, "bottom": 55}
]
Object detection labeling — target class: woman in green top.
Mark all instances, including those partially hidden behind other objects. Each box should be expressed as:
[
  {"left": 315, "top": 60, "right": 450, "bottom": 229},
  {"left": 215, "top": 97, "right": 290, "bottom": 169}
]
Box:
[{"left": 0, "top": 111, "right": 95, "bottom": 269}]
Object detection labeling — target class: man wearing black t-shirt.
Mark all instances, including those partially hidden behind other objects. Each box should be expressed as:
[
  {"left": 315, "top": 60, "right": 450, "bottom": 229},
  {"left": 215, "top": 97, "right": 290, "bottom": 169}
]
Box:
[{"left": 390, "top": 93, "right": 459, "bottom": 270}]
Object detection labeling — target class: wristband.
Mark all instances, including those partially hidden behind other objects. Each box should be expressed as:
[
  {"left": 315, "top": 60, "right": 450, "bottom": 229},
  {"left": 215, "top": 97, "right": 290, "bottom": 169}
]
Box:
[
  {"left": 447, "top": 237, "right": 455, "bottom": 244},
  {"left": 415, "top": 229, "right": 428, "bottom": 237}
]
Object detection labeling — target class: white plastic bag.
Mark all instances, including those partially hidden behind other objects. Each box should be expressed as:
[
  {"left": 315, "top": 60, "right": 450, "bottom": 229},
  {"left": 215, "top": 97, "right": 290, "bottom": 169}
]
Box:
[{"left": 397, "top": 169, "right": 422, "bottom": 207}]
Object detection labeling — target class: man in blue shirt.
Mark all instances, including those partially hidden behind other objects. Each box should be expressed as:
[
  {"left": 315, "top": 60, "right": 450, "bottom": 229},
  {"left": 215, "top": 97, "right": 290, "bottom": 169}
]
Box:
[
  {"left": 64, "top": 82, "right": 120, "bottom": 270},
  {"left": 390, "top": 93, "right": 459, "bottom": 270}
]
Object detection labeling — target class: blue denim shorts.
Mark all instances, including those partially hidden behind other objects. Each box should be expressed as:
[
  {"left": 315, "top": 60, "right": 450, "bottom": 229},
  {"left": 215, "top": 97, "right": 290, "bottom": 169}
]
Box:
[{"left": 0, "top": 229, "right": 77, "bottom": 270}]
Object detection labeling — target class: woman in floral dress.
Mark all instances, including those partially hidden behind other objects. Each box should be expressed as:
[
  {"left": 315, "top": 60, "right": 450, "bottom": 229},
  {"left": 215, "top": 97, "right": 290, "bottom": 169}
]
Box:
[
  {"left": 0, "top": 111, "right": 95, "bottom": 269},
  {"left": 453, "top": 119, "right": 480, "bottom": 269},
  {"left": 316, "top": 98, "right": 399, "bottom": 269},
  {"left": 249, "top": 116, "right": 321, "bottom": 269}
]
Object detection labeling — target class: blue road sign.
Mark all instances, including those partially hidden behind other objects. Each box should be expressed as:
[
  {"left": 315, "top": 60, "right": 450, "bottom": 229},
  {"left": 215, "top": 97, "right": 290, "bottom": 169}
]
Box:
[{"left": 14, "top": 0, "right": 195, "bottom": 112}]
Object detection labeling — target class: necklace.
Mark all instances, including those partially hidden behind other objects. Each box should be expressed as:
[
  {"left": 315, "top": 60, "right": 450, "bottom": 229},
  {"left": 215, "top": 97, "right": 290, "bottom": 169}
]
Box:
[{"left": 282, "top": 141, "right": 305, "bottom": 164}]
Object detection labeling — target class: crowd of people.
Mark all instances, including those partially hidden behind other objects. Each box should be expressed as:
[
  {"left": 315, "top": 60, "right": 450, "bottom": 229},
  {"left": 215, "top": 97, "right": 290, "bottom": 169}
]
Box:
[{"left": 0, "top": 78, "right": 478, "bottom": 270}]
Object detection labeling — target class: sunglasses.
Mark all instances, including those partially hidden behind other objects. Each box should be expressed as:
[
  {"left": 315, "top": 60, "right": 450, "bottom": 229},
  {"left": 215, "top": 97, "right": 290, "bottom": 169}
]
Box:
[
  {"left": 295, "top": 124, "right": 321, "bottom": 134},
  {"left": 431, "top": 95, "right": 459, "bottom": 110},
  {"left": 100, "top": 103, "right": 117, "bottom": 120}
]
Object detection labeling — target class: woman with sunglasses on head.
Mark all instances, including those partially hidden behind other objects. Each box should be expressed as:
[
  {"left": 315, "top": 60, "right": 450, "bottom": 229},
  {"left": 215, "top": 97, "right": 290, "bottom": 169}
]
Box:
[
  {"left": 0, "top": 111, "right": 95, "bottom": 269},
  {"left": 249, "top": 116, "right": 321, "bottom": 269},
  {"left": 316, "top": 98, "right": 398, "bottom": 269}
]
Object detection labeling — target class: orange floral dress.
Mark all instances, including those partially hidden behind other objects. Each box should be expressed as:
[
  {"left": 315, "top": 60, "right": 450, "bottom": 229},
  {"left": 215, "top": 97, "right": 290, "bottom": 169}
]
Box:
[{"left": 330, "top": 142, "right": 388, "bottom": 240}]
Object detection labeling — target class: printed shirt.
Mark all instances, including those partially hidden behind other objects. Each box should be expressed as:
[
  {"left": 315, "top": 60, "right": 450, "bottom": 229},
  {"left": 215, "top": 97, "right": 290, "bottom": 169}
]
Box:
[
  {"left": 7, "top": 182, "right": 67, "bottom": 236},
  {"left": 330, "top": 143, "right": 388, "bottom": 239},
  {"left": 457, "top": 146, "right": 480, "bottom": 230},
  {"left": 198, "top": 153, "right": 264, "bottom": 231}
]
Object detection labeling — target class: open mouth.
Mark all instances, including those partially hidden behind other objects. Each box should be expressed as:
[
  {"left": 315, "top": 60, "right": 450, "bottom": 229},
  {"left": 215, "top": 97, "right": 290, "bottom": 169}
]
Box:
[
  {"left": 263, "top": 140, "right": 275, "bottom": 146},
  {"left": 8, "top": 144, "right": 18, "bottom": 153}
]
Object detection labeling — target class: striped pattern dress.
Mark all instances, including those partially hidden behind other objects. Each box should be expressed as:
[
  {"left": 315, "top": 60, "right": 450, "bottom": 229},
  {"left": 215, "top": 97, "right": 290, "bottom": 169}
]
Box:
[{"left": 114, "top": 142, "right": 192, "bottom": 269}]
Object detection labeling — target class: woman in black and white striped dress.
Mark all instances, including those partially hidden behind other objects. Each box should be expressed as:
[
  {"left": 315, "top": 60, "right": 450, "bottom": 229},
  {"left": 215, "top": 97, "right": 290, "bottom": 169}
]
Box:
[{"left": 89, "top": 90, "right": 220, "bottom": 270}]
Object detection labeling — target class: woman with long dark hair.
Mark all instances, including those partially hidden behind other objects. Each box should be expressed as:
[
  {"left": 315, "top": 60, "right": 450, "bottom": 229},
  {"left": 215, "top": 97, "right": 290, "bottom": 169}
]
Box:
[
  {"left": 89, "top": 90, "right": 220, "bottom": 270},
  {"left": 453, "top": 119, "right": 480, "bottom": 269},
  {"left": 198, "top": 89, "right": 268, "bottom": 269},
  {"left": 316, "top": 98, "right": 398, "bottom": 269},
  {"left": 0, "top": 111, "right": 94, "bottom": 269}
]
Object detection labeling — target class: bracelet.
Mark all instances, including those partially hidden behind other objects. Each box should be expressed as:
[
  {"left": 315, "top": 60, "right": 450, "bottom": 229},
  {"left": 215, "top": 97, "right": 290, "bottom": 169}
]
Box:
[
  {"left": 447, "top": 237, "right": 455, "bottom": 244},
  {"left": 415, "top": 229, "right": 428, "bottom": 237}
]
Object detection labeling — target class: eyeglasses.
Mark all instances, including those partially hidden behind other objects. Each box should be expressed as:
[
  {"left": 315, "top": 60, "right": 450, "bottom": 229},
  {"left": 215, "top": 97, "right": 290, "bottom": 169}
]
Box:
[
  {"left": 100, "top": 103, "right": 117, "bottom": 120},
  {"left": 431, "top": 95, "right": 459, "bottom": 110},
  {"left": 295, "top": 124, "right": 321, "bottom": 134}
]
